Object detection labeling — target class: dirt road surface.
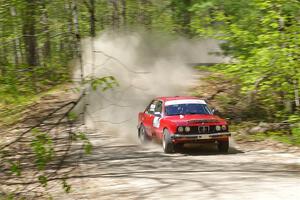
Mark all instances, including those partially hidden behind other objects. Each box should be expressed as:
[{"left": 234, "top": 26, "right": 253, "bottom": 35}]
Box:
[{"left": 54, "top": 130, "right": 300, "bottom": 200}]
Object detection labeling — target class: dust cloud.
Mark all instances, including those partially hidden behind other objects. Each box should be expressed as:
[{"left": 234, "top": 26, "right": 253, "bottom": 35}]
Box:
[{"left": 73, "top": 31, "right": 226, "bottom": 144}]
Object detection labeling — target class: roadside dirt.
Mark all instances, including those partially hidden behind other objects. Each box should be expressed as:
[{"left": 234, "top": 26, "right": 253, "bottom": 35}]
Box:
[{"left": 0, "top": 85, "right": 85, "bottom": 198}]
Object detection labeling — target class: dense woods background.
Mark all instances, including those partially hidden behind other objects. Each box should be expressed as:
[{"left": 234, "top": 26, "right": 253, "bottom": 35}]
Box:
[{"left": 0, "top": 0, "right": 299, "bottom": 121}]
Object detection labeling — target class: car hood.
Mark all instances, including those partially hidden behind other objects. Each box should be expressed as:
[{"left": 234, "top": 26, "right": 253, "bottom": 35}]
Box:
[{"left": 164, "top": 114, "right": 226, "bottom": 125}]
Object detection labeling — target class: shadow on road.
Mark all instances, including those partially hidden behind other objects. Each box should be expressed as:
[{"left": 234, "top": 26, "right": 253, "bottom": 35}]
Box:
[
  {"left": 175, "top": 143, "right": 244, "bottom": 156},
  {"left": 47, "top": 132, "right": 300, "bottom": 200}
]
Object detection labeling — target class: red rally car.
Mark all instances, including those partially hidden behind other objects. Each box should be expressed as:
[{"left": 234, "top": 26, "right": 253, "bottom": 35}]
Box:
[{"left": 137, "top": 96, "right": 231, "bottom": 153}]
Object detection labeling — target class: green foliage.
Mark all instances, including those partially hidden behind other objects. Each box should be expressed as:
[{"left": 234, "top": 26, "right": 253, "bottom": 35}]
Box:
[
  {"left": 38, "top": 175, "right": 48, "bottom": 187},
  {"left": 30, "top": 128, "right": 54, "bottom": 170},
  {"left": 268, "top": 128, "right": 300, "bottom": 146},
  {"left": 84, "top": 142, "right": 93, "bottom": 155},
  {"left": 62, "top": 178, "right": 71, "bottom": 193},
  {"left": 72, "top": 132, "right": 93, "bottom": 155},
  {"left": 67, "top": 111, "right": 78, "bottom": 121},
  {"left": 233, "top": 122, "right": 300, "bottom": 146},
  {"left": 89, "top": 76, "right": 119, "bottom": 91},
  {"left": 0, "top": 193, "right": 17, "bottom": 200},
  {"left": 192, "top": 0, "right": 300, "bottom": 120},
  {"left": 288, "top": 115, "right": 300, "bottom": 123},
  {"left": 9, "top": 161, "right": 21, "bottom": 176}
]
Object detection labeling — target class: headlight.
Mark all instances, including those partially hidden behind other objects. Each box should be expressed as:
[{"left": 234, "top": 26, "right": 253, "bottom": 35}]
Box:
[
  {"left": 222, "top": 125, "right": 227, "bottom": 131},
  {"left": 215, "top": 125, "right": 221, "bottom": 131},
  {"left": 185, "top": 126, "right": 191, "bottom": 132},
  {"left": 178, "top": 126, "right": 184, "bottom": 132}
]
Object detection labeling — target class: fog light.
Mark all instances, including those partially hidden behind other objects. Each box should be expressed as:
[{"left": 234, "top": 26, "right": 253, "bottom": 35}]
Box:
[
  {"left": 185, "top": 126, "right": 191, "bottom": 132},
  {"left": 216, "top": 125, "right": 221, "bottom": 131},
  {"left": 178, "top": 126, "right": 184, "bottom": 132},
  {"left": 222, "top": 125, "right": 227, "bottom": 131}
]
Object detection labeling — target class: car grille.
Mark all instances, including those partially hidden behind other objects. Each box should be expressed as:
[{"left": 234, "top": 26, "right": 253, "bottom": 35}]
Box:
[{"left": 177, "top": 125, "right": 227, "bottom": 134}]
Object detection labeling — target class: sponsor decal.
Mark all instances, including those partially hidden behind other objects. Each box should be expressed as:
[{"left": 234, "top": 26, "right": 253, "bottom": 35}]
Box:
[
  {"left": 165, "top": 99, "right": 206, "bottom": 106},
  {"left": 153, "top": 116, "right": 161, "bottom": 128}
]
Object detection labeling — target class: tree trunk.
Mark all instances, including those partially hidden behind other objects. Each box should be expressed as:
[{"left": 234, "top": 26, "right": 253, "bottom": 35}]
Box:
[
  {"left": 72, "top": 0, "right": 87, "bottom": 123},
  {"left": 90, "top": 0, "right": 96, "bottom": 37},
  {"left": 139, "top": 0, "right": 152, "bottom": 29},
  {"left": 121, "top": 0, "right": 127, "bottom": 27},
  {"left": 111, "top": 0, "right": 120, "bottom": 30},
  {"left": 10, "top": 6, "right": 21, "bottom": 66},
  {"left": 182, "top": 0, "right": 191, "bottom": 35},
  {"left": 0, "top": 25, "right": 8, "bottom": 75},
  {"left": 64, "top": 0, "right": 75, "bottom": 58},
  {"left": 71, "top": 0, "right": 84, "bottom": 80},
  {"left": 294, "top": 79, "right": 300, "bottom": 108},
  {"left": 83, "top": 0, "right": 96, "bottom": 37},
  {"left": 41, "top": 1, "right": 51, "bottom": 61},
  {"left": 22, "top": 0, "right": 38, "bottom": 67}
]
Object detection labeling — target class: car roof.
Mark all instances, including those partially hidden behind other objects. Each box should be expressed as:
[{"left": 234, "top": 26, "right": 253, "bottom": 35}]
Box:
[{"left": 155, "top": 96, "right": 203, "bottom": 102}]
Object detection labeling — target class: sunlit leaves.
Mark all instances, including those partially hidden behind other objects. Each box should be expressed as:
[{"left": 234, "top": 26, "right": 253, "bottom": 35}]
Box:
[
  {"left": 30, "top": 128, "right": 54, "bottom": 170},
  {"left": 38, "top": 175, "right": 48, "bottom": 187},
  {"left": 9, "top": 161, "right": 21, "bottom": 176},
  {"left": 192, "top": 0, "right": 300, "bottom": 118},
  {"left": 67, "top": 111, "right": 78, "bottom": 121},
  {"left": 62, "top": 178, "right": 71, "bottom": 193},
  {"left": 72, "top": 132, "right": 93, "bottom": 155},
  {"left": 88, "top": 76, "right": 119, "bottom": 91}
]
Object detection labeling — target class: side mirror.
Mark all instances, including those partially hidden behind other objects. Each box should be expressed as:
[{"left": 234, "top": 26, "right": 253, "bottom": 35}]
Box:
[
  {"left": 212, "top": 108, "right": 220, "bottom": 115},
  {"left": 211, "top": 108, "right": 216, "bottom": 114},
  {"left": 154, "top": 112, "right": 162, "bottom": 118}
]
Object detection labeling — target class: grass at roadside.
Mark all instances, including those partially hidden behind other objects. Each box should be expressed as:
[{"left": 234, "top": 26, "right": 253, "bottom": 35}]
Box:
[
  {"left": 232, "top": 123, "right": 300, "bottom": 146},
  {"left": 0, "top": 84, "right": 72, "bottom": 127}
]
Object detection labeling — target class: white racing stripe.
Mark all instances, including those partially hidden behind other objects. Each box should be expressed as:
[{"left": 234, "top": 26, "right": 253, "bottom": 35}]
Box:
[{"left": 165, "top": 99, "right": 206, "bottom": 106}]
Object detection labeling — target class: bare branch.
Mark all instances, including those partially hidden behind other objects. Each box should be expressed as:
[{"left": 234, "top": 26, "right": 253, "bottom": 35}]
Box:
[{"left": 93, "top": 50, "right": 151, "bottom": 74}]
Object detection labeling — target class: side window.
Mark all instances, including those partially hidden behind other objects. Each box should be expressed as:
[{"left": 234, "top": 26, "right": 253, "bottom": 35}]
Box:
[
  {"left": 154, "top": 101, "right": 162, "bottom": 113},
  {"left": 145, "top": 100, "right": 156, "bottom": 115}
]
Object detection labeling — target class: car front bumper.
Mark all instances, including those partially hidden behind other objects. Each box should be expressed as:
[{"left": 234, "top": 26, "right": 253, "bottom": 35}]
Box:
[{"left": 171, "top": 132, "right": 231, "bottom": 140}]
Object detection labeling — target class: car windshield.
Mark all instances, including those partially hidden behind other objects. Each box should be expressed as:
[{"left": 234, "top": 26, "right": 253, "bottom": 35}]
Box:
[{"left": 165, "top": 103, "right": 212, "bottom": 116}]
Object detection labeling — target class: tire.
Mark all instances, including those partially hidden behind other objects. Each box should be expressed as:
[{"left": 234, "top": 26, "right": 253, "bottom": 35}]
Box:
[
  {"left": 217, "top": 140, "right": 229, "bottom": 153},
  {"left": 138, "top": 125, "right": 150, "bottom": 144},
  {"left": 162, "top": 129, "right": 174, "bottom": 153}
]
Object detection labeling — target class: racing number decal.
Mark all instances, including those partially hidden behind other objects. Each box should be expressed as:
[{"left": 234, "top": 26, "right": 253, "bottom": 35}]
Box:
[
  {"left": 153, "top": 116, "right": 161, "bottom": 128},
  {"left": 149, "top": 104, "right": 155, "bottom": 112}
]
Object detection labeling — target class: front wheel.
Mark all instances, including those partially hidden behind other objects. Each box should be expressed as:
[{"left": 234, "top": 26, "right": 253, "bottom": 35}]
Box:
[
  {"left": 217, "top": 140, "right": 229, "bottom": 153},
  {"left": 162, "top": 129, "right": 174, "bottom": 153}
]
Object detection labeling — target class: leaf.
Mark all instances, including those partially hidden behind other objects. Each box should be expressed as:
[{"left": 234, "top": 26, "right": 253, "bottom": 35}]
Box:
[
  {"left": 67, "top": 111, "right": 78, "bottom": 121},
  {"left": 89, "top": 76, "right": 119, "bottom": 91},
  {"left": 84, "top": 142, "right": 92, "bottom": 155},
  {"left": 10, "top": 161, "right": 21, "bottom": 176},
  {"left": 31, "top": 130, "right": 54, "bottom": 170},
  {"left": 38, "top": 175, "right": 48, "bottom": 187},
  {"left": 62, "top": 179, "right": 71, "bottom": 193}
]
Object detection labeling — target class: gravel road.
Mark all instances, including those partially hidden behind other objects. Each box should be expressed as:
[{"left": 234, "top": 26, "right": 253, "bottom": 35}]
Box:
[{"left": 54, "top": 131, "right": 300, "bottom": 200}]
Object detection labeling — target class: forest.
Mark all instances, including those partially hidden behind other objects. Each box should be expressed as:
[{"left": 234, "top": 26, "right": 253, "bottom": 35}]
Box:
[
  {"left": 1, "top": 0, "right": 299, "bottom": 120},
  {"left": 0, "top": 0, "right": 300, "bottom": 198}
]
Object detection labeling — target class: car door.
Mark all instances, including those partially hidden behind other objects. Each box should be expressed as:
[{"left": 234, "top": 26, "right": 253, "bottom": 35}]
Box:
[
  {"left": 143, "top": 100, "right": 157, "bottom": 137},
  {"left": 152, "top": 100, "right": 163, "bottom": 138}
]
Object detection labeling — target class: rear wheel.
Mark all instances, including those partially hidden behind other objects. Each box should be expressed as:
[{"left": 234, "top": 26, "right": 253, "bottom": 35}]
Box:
[
  {"left": 138, "top": 125, "right": 150, "bottom": 144},
  {"left": 217, "top": 140, "right": 229, "bottom": 153},
  {"left": 162, "top": 129, "right": 174, "bottom": 153}
]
